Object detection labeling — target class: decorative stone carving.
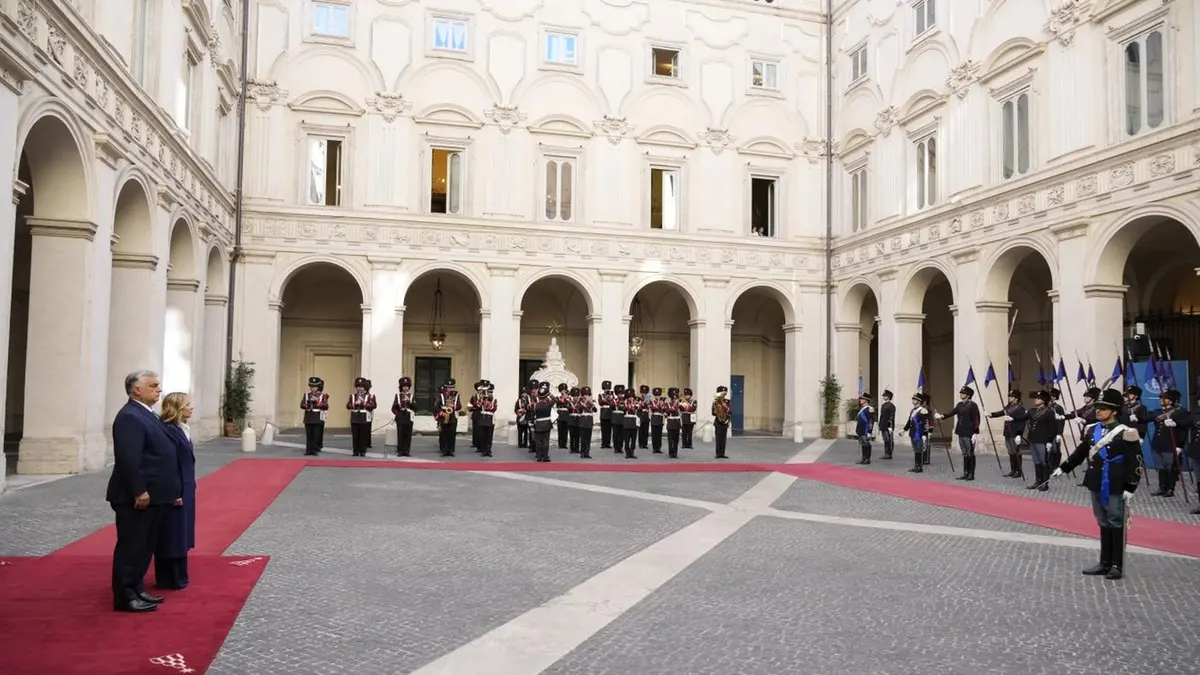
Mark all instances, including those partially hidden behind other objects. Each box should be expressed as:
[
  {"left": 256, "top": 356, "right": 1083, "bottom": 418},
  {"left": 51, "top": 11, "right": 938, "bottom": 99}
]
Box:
[
  {"left": 331, "top": 224, "right": 348, "bottom": 239},
  {"left": 1076, "top": 174, "right": 1098, "bottom": 197},
  {"left": 17, "top": 0, "right": 36, "bottom": 38},
  {"left": 298, "top": 223, "right": 317, "bottom": 238},
  {"left": 1046, "top": 0, "right": 1093, "bottom": 47},
  {"left": 699, "top": 128, "right": 733, "bottom": 154},
  {"left": 994, "top": 203, "right": 1010, "bottom": 221},
  {"left": 800, "top": 138, "right": 836, "bottom": 163},
  {"left": 530, "top": 337, "right": 579, "bottom": 392},
  {"left": 1018, "top": 194, "right": 1036, "bottom": 215},
  {"left": 1193, "top": 145, "right": 1200, "bottom": 166},
  {"left": 949, "top": 217, "right": 962, "bottom": 234},
  {"left": 890, "top": 236, "right": 901, "bottom": 251},
  {"left": 207, "top": 23, "right": 221, "bottom": 64},
  {"left": 874, "top": 241, "right": 884, "bottom": 255},
  {"left": 1047, "top": 184, "right": 1065, "bottom": 206},
  {"left": 970, "top": 210, "right": 984, "bottom": 228},
  {"left": 46, "top": 25, "right": 66, "bottom": 64},
  {"left": 1110, "top": 162, "right": 1135, "bottom": 188},
  {"left": 947, "top": 60, "right": 980, "bottom": 98},
  {"left": 595, "top": 115, "right": 633, "bottom": 144},
  {"left": 247, "top": 80, "right": 283, "bottom": 111},
  {"left": 485, "top": 104, "right": 527, "bottom": 134},
  {"left": 369, "top": 92, "right": 412, "bottom": 123},
  {"left": 1150, "top": 153, "right": 1175, "bottom": 177},
  {"left": 874, "top": 106, "right": 900, "bottom": 136},
  {"left": 929, "top": 225, "right": 940, "bottom": 240}
]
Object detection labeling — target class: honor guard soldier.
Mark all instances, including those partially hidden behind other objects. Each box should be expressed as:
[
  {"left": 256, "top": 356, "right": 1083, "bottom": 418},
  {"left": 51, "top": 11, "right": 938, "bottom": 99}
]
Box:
[
  {"left": 469, "top": 381, "right": 485, "bottom": 450},
  {"left": 854, "top": 392, "right": 876, "bottom": 464},
  {"left": 300, "top": 376, "right": 329, "bottom": 456},
  {"left": 1118, "top": 386, "right": 1148, "bottom": 438},
  {"left": 576, "top": 387, "right": 597, "bottom": 459},
  {"left": 665, "top": 387, "right": 683, "bottom": 458},
  {"left": 609, "top": 385, "right": 627, "bottom": 454},
  {"left": 555, "top": 383, "right": 571, "bottom": 449},
  {"left": 680, "top": 388, "right": 697, "bottom": 449},
  {"left": 1011, "top": 390, "right": 1057, "bottom": 491},
  {"left": 712, "top": 386, "right": 732, "bottom": 459},
  {"left": 476, "top": 382, "right": 497, "bottom": 457},
  {"left": 435, "top": 379, "right": 463, "bottom": 457},
  {"left": 650, "top": 387, "right": 667, "bottom": 453},
  {"left": 531, "top": 383, "right": 555, "bottom": 462},
  {"left": 1068, "top": 386, "right": 1104, "bottom": 485},
  {"left": 637, "top": 385, "right": 652, "bottom": 449},
  {"left": 934, "top": 386, "right": 982, "bottom": 480},
  {"left": 903, "top": 393, "right": 932, "bottom": 472},
  {"left": 347, "top": 377, "right": 377, "bottom": 457},
  {"left": 598, "top": 381, "right": 615, "bottom": 449},
  {"left": 1147, "top": 388, "right": 1189, "bottom": 498},
  {"left": 879, "top": 390, "right": 896, "bottom": 459},
  {"left": 1051, "top": 388, "right": 1143, "bottom": 580},
  {"left": 391, "top": 376, "right": 416, "bottom": 457},
  {"left": 568, "top": 387, "right": 582, "bottom": 453},
  {"left": 515, "top": 379, "right": 536, "bottom": 449},
  {"left": 1047, "top": 388, "right": 1068, "bottom": 467},
  {"left": 990, "top": 389, "right": 1027, "bottom": 479},
  {"left": 621, "top": 388, "right": 640, "bottom": 458}
]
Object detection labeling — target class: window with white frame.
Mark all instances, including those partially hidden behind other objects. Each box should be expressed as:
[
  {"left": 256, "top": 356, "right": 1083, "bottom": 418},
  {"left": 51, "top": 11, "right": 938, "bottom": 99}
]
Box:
[
  {"left": 312, "top": 2, "right": 349, "bottom": 38},
  {"left": 177, "top": 54, "right": 197, "bottom": 132},
  {"left": 850, "top": 167, "right": 868, "bottom": 232},
  {"left": 750, "top": 176, "right": 777, "bottom": 236},
  {"left": 751, "top": 59, "right": 779, "bottom": 90},
  {"left": 649, "top": 167, "right": 680, "bottom": 230},
  {"left": 1000, "top": 90, "right": 1031, "bottom": 180},
  {"left": 543, "top": 156, "right": 576, "bottom": 223},
  {"left": 545, "top": 32, "right": 578, "bottom": 65},
  {"left": 914, "top": 0, "right": 935, "bottom": 36},
  {"left": 430, "top": 148, "right": 464, "bottom": 214},
  {"left": 651, "top": 47, "right": 681, "bottom": 79},
  {"left": 307, "top": 137, "right": 344, "bottom": 207},
  {"left": 132, "top": 0, "right": 149, "bottom": 84},
  {"left": 850, "top": 46, "right": 868, "bottom": 82},
  {"left": 914, "top": 134, "right": 937, "bottom": 210},
  {"left": 1123, "top": 28, "right": 1165, "bottom": 137},
  {"left": 433, "top": 18, "right": 469, "bottom": 53}
]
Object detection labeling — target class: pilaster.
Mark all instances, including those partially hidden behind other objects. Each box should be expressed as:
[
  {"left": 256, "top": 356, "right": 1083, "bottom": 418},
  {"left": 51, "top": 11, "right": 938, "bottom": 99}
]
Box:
[
  {"left": 1053, "top": 221, "right": 1091, "bottom": 364},
  {"left": 974, "top": 300, "right": 1012, "bottom": 405},
  {"left": 698, "top": 276, "right": 731, "bottom": 402},
  {"left": 782, "top": 323, "right": 802, "bottom": 438},
  {"left": 366, "top": 259, "right": 404, "bottom": 400},
  {"left": 597, "top": 271, "right": 629, "bottom": 385},
  {"left": 486, "top": 263, "right": 519, "bottom": 416},
  {"left": 199, "top": 293, "right": 228, "bottom": 429},
  {"left": 1083, "top": 284, "right": 1128, "bottom": 373},
  {"left": 950, "top": 248, "right": 981, "bottom": 400},
  {"left": 833, "top": 322, "right": 862, "bottom": 398},
  {"left": 893, "top": 313, "right": 925, "bottom": 396},
  {"left": 235, "top": 252, "right": 279, "bottom": 425},
  {"left": 106, "top": 253, "right": 161, "bottom": 420},
  {"left": 164, "top": 278, "right": 201, "bottom": 395}
]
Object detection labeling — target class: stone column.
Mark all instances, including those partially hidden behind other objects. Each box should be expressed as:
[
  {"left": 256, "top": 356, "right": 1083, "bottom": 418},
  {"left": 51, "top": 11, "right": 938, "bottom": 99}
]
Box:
[
  {"left": 478, "top": 309, "right": 492, "bottom": 378},
  {"left": 687, "top": 319, "right": 705, "bottom": 393},
  {"left": 974, "top": 301, "right": 1013, "bottom": 409},
  {"left": 365, "top": 259, "right": 404, "bottom": 389},
  {"left": 0, "top": 60, "right": 20, "bottom": 492},
  {"left": 359, "top": 304, "right": 373, "bottom": 377},
  {"left": 698, "top": 277, "right": 731, "bottom": 397},
  {"left": 18, "top": 218, "right": 104, "bottom": 475},
  {"left": 233, "top": 252, "right": 279, "bottom": 425},
  {"left": 485, "top": 264, "right": 518, "bottom": 420},
  {"left": 893, "top": 313, "right": 925, "bottom": 395},
  {"left": 199, "top": 292, "right": 228, "bottom": 431},
  {"left": 782, "top": 323, "right": 802, "bottom": 438},
  {"left": 106, "top": 253, "right": 160, "bottom": 420},
  {"left": 1083, "top": 284, "right": 1127, "bottom": 375},
  {"left": 833, "top": 322, "right": 861, "bottom": 396},
  {"left": 596, "top": 271, "right": 628, "bottom": 385},
  {"left": 874, "top": 269, "right": 900, "bottom": 400},
  {"left": 1052, "top": 222, "right": 1091, "bottom": 364},
  {"left": 950, "top": 249, "right": 982, "bottom": 398},
  {"left": 586, "top": 314, "right": 603, "bottom": 386},
  {"left": 163, "top": 278, "right": 201, "bottom": 395}
]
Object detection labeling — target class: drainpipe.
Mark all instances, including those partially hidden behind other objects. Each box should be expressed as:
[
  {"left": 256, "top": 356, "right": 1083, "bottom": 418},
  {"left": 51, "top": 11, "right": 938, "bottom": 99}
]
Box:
[
  {"left": 823, "top": 0, "right": 834, "bottom": 382},
  {"left": 223, "top": 0, "right": 251, "bottom": 396}
]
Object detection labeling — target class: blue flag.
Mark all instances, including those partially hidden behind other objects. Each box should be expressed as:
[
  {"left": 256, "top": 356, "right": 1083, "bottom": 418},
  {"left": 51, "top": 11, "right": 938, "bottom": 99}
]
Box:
[
  {"left": 1076, "top": 362, "right": 1086, "bottom": 383},
  {"left": 1008, "top": 364, "right": 1016, "bottom": 384},
  {"left": 917, "top": 370, "right": 926, "bottom": 392},
  {"left": 983, "top": 364, "right": 996, "bottom": 388},
  {"left": 965, "top": 367, "right": 976, "bottom": 387},
  {"left": 1111, "top": 357, "right": 1122, "bottom": 383},
  {"left": 1087, "top": 364, "right": 1096, "bottom": 385},
  {"left": 1037, "top": 365, "right": 1046, "bottom": 386},
  {"left": 1057, "top": 358, "right": 1068, "bottom": 383}
]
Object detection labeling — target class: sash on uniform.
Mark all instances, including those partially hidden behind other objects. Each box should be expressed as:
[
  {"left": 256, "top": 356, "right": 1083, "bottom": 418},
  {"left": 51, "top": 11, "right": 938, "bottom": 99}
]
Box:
[{"left": 1093, "top": 423, "right": 1125, "bottom": 505}]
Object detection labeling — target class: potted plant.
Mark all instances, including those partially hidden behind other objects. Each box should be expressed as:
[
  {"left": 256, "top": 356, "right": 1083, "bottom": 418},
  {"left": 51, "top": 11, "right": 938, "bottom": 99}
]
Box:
[
  {"left": 844, "top": 397, "right": 862, "bottom": 438},
  {"left": 818, "top": 375, "right": 842, "bottom": 439},
  {"left": 222, "top": 360, "right": 255, "bottom": 437}
]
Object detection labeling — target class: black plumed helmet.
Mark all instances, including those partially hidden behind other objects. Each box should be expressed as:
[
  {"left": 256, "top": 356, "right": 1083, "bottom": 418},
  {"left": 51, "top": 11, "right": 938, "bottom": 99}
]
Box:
[
  {"left": 1162, "top": 389, "right": 1181, "bottom": 403},
  {"left": 1095, "top": 388, "right": 1123, "bottom": 410},
  {"left": 308, "top": 376, "right": 323, "bottom": 387},
  {"left": 652, "top": 387, "right": 663, "bottom": 396},
  {"left": 1008, "top": 389, "right": 1021, "bottom": 399},
  {"left": 959, "top": 386, "right": 974, "bottom": 397},
  {"left": 601, "top": 380, "right": 612, "bottom": 390}
]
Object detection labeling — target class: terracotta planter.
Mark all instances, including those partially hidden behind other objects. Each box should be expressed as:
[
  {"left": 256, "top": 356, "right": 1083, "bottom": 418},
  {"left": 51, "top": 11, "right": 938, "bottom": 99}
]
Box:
[
  {"left": 821, "top": 425, "right": 839, "bottom": 440},
  {"left": 223, "top": 420, "right": 240, "bottom": 437}
]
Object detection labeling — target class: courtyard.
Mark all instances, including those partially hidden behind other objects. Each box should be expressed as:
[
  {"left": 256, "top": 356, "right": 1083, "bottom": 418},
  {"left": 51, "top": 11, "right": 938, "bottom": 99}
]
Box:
[{"left": 1, "top": 434, "right": 1198, "bottom": 675}]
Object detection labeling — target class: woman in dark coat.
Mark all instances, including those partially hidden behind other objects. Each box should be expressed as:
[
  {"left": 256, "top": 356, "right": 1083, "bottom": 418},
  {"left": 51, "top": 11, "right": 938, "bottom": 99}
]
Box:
[{"left": 154, "top": 392, "right": 196, "bottom": 590}]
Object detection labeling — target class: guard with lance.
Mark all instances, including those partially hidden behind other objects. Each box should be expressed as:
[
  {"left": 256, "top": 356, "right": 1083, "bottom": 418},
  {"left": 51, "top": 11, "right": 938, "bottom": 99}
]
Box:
[
  {"left": 1118, "top": 386, "right": 1147, "bottom": 439},
  {"left": 666, "top": 387, "right": 683, "bottom": 458},
  {"left": 1066, "top": 386, "right": 1103, "bottom": 485},
  {"left": 679, "top": 388, "right": 698, "bottom": 449},
  {"left": 435, "top": 379, "right": 463, "bottom": 457},
  {"left": 878, "top": 390, "right": 896, "bottom": 460},
  {"left": 1050, "top": 388, "right": 1142, "bottom": 580},
  {"left": 347, "top": 377, "right": 377, "bottom": 457},
  {"left": 934, "top": 386, "right": 979, "bottom": 479},
  {"left": 854, "top": 392, "right": 876, "bottom": 465},
  {"left": 989, "top": 389, "right": 1027, "bottom": 479},
  {"left": 1147, "top": 388, "right": 1190, "bottom": 499},
  {"left": 1011, "top": 390, "right": 1057, "bottom": 491},
  {"left": 902, "top": 392, "right": 932, "bottom": 473},
  {"left": 609, "top": 384, "right": 627, "bottom": 454},
  {"left": 650, "top": 387, "right": 667, "bottom": 453},
  {"left": 391, "top": 376, "right": 416, "bottom": 457},
  {"left": 1048, "top": 387, "right": 1069, "bottom": 468},
  {"left": 598, "top": 380, "right": 615, "bottom": 449},
  {"left": 712, "top": 386, "right": 732, "bottom": 459},
  {"left": 575, "top": 386, "right": 597, "bottom": 459},
  {"left": 475, "top": 381, "right": 496, "bottom": 458},
  {"left": 300, "top": 376, "right": 329, "bottom": 456}
]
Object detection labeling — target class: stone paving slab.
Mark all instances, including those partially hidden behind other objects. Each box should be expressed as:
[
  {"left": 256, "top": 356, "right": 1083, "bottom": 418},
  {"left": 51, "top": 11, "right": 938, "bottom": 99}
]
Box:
[
  {"left": 820, "top": 439, "right": 1200, "bottom": 525},
  {"left": 208, "top": 468, "right": 709, "bottom": 675},
  {"left": 772, "top": 477, "right": 1089, "bottom": 538},
  {"left": 533, "top": 471, "right": 771, "bottom": 505},
  {"left": 542, "top": 517, "right": 1200, "bottom": 675}
]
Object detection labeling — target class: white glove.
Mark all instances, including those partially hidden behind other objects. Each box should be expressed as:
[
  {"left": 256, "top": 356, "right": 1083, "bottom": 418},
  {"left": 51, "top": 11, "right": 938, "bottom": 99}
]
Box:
[
  {"left": 1055, "top": 414, "right": 1065, "bottom": 421},
  {"left": 1176, "top": 447, "right": 1183, "bottom": 455},
  {"left": 1014, "top": 436, "right": 1023, "bottom": 445},
  {"left": 934, "top": 413, "right": 943, "bottom": 420},
  {"left": 1051, "top": 467, "right": 1064, "bottom": 478},
  {"left": 1163, "top": 418, "right": 1176, "bottom": 427},
  {"left": 1003, "top": 416, "right": 1014, "bottom": 422},
  {"left": 1122, "top": 491, "right": 1133, "bottom": 502},
  {"left": 1129, "top": 415, "right": 1138, "bottom": 423},
  {"left": 918, "top": 407, "right": 928, "bottom": 415},
  {"left": 1074, "top": 417, "right": 1085, "bottom": 427},
  {"left": 971, "top": 434, "right": 979, "bottom": 446},
  {"left": 869, "top": 435, "right": 876, "bottom": 442},
  {"left": 1055, "top": 435, "right": 1063, "bottom": 446}
]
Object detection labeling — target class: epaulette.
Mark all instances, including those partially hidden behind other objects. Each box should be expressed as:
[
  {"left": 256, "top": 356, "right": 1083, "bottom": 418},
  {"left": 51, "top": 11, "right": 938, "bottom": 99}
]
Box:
[{"left": 1121, "top": 428, "right": 1140, "bottom": 442}]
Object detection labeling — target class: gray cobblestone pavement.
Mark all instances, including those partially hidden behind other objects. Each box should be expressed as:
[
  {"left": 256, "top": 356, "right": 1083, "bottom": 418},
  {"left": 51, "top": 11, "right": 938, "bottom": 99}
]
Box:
[
  {"left": 819, "top": 438, "right": 1200, "bottom": 525},
  {"left": 772, "top": 477, "right": 1089, "bottom": 538},
  {"left": 207, "top": 468, "right": 708, "bottom": 675},
  {"left": 542, "top": 517, "right": 1200, "bottom": 675},
  {"left": 539, "top": 471, "right": 771, "bottom": 504}
]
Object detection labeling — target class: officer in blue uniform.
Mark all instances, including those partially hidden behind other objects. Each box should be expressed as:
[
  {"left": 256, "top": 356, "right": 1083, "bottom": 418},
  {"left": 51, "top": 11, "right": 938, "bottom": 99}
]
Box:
[{"left": 855, "top": 392, "right": 876, "bottom": 465}]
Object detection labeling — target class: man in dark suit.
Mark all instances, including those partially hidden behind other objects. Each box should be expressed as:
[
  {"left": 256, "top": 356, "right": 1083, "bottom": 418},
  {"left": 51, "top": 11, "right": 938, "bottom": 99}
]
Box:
[{"left": 106, "top": 369, "right": 181, "bottom": 613}]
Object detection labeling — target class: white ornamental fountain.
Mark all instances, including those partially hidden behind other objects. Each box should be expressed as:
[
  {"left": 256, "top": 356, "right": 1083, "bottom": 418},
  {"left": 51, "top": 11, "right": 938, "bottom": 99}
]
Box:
[{"left": 530, "top": 322, "right": 579, "bottom": 391}]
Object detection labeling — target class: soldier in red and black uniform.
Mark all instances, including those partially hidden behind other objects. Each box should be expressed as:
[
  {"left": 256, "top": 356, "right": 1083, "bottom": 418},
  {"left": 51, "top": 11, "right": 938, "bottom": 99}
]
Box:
[
  {"left": 679, "top": 388, "right": 698, "bottom": 449},
  {"left": 665, "top": 387, "right": 683, "bottom": 458},
  {"left": 514, "top": 379, "right": 535, "bottom": 449},
  {"left": 622, "top": 387, "right": 640, "bottom": 458},
  {"left": 637, "top": 385, "right": 652, "bottom": 449},
  {"left": 435, "top": 379, "right": 463, "bottom": 457},
  {"left": 468, "top": 381, "right": 484, "bottom": 451},
  {"left": 300, "top": 376, "right": 329, "bottom": 456},
  {"left": 598, "top": 380, "right": 615, "bottom": 449},
  {"left": 609, "top": 384, "right": 626, "bottom": 454},
  {"left": 555, "top": 383, "right": 571, "bottom": 449},
  {"left": 650, "top": 387, "right": 667, "bottom": 453},
  {"left": 346, "top": 377, "right": 377, "bottom": 457},
  {"left": 476, "top": 381, "right": 497, "bottom": 458},
  {"left": 391, "top": 376, "right": 416, "bottom": 457},
  {"left": 568, "top": 387, "right": 582, "bottom": 454},
  {"left": 575, "top": 387, "right": 597, "bottom": 459}
]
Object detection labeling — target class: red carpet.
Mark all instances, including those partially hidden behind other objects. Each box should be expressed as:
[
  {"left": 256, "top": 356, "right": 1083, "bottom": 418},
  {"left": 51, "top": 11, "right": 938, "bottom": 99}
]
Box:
[
  {"left": 54, "top": 459, "right": 306, "bottom": 557},
  {"left": 306, "top": 458, "right": 772, "bottom": 473},
  {"left": 0, "top": 554, "right": 267, "bottom": 674},
  {"left": 781, "top": 464, "right": 1200, "bottom": 558}
]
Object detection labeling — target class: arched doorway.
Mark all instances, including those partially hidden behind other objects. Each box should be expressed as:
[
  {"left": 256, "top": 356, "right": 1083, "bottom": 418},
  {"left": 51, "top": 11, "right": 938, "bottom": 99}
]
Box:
[
  {"left": 899, "top": 267, "right": 955, "bottom": 415},
  {"left": 729, "top": 286, "right": 791, "bottom": 434},
  {"left": 277, "top": 263, "right": 365, "bottom": 429},
  {"left": 106, "top": 178, "right": 157, "bottom": 421},
  {"left": 163, "top": 220, "right": 199, "bottom": 394},
  {"left": 400, "top": 270, "right": 482, "bottom": 416},
  {"left": 517, "top": 275, "right": 592, "bottom": 387},
  {"left": 837, "top": 282, "right": 879, "bottom": 401},
  {"left": 7, "top": 114, "right": 92, "bottom": 475},
  {"left": 981, "top": 245, "right": 1055, "bottom": 402},
  {"left": 199, "top": 247, "right": 228, "bottom": 427},
  {"left": 627, "top": 281, "right": 694, "bottom": 391}
]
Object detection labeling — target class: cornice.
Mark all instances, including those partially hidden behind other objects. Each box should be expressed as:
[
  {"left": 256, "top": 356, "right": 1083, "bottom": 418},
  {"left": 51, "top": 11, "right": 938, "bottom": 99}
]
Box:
[
  {"left": 25, "top": 216, "right": 97, "bottom": 241},
  {"left": 166, "top": 277, "right": 202, "bottom": 292},
  {"left": 975, "top": 301, "right": 1012, "bottom": 314},
  {"left": 204, "top": 293, "right": 229, "bottom": 307},
  {"left": 892, "top": 312, "right": 926, "bottom": 325},
  {"left": 1083, "top": 283, "right": 1128, "bottom": 299},
  {"left": 111, "top": 252, "right": 159, "bottom": 270}
]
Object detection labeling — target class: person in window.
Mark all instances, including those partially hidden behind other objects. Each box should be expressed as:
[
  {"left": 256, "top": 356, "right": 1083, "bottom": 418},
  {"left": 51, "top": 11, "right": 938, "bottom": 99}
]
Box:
[{"left": 154, "top": 392, "right": 196, "bottom": 591}]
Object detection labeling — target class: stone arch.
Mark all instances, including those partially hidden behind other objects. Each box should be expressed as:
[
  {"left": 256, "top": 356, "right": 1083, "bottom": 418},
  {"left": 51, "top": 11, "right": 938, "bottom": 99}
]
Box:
[
  {"left": 838, "top": 277, "right": 883, "bottom": 322},
  {"left": 898, "top": 262, "right": 958, "bottom": 315},
  {"left": 619, "top": 85, "right": 713, "bottom": 128},
  {"left": 721, "top": 97, "right": 810, "bottom": 138},
  {"left": 268, "top": 45, "right": 385, "bottom": 95},
  {"left": 166, "top": 217, "right": 199, "bottom": 280},
  {"left": 514, "top": 268, "right": 598, "bottom": 316},
  {"left": 400, "top": 261, "right": 488, "bottom": 310},
  {"left": 204, "top": 244, "right": 227, "bottom": 293},
  {"left": 15, "top": 103, "right": 94, "bottom": 221},
  {"left": 111, "top": 175, "right": 155, "bottom": 256},
  {"left": 624, "top": 275, "right": 700, "bottom": 319},
  {"left": 512, "top": 72, "right": 609, "bottom": 117},
  {"left": 978, "top": 237, "right": 1059, "bottom": 303},
  {"left": 725, "top": 280, "right": 797, "bottom": 325},
  {"left": 900, "top": 89, "right": 946, "bottom": 119},
  {"left": 271, "top": 254, "right": 372, "bottom": 306},
  {"left": 1087, "top": 202, "right": 1200, "bottom": 287},
  {"left": 413, "top": 103, "right": 486, "bottom": 128},
  {"left": 397, "top": 59, "right": 503, "bottom": 104},
  {"left": 979, "top": 37, "right": 1042, "bottom": 79},
  {"left": 840, "top": 128, "right": 873, "bottom": 153}
]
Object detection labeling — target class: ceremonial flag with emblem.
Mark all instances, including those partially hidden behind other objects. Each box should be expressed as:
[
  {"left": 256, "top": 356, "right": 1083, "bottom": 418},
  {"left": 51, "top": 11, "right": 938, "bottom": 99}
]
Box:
[
  {"left": 964, "top": 367, "right": 976, "bottom": 387},
  {"left": 1087, "top": 363, "right": 1096, "bottom": 385},
  {"left": 917, "top": 370, "right": 926, "bottom": 393},
  {"left": 1037, "top": 363, "right": 1047, "bottom": 386},
  {"left": 983, "top": 363, "right": 997, "bottom": 388},
  {"left": 1008, "top": 363, "right": 1016, "bottom": 384}
]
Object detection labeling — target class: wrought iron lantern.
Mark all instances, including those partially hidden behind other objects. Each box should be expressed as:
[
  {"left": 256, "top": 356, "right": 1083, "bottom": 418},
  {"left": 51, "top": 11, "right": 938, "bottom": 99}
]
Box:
[{"left": 429, "top": 278, "right": 446, "bottom": 351}]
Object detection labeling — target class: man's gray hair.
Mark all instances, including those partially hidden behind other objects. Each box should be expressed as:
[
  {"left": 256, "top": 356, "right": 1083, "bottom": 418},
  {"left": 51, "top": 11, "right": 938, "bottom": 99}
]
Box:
[{"left": 124, "top": 370, "right": 159, "bottom": 396}]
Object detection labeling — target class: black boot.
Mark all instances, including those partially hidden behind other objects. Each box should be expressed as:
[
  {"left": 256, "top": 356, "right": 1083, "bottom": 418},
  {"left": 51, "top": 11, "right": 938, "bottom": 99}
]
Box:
[
  {"left": 1106, "top": 528, "right": 1124, "bottom": 580},
  {"left": 1082, "top": 528, "right": 1113, "bottom": 575},
  {"left": 956, "top": 457, "right": 970, "bottom": 480},
  {"left": 1027, "top": 465, "right": 1044, "bottom": 489},
  {"left": 1037, "top": 463, "right": 1049, "bottom": 491},
  {"left": 1163, "top": 467, "right": 1177, "bottom": 498},
  {"left": 1006, "top": 454, "right": 1019, "bottom": 478},
  {"left": 922, "top": 445, "right": 931, "bottom": 465},
  {"left": 965, "top": 456, "right": 976, "bottom": 481},
  {"left": 863, "top": 444, "right": 871, "bottom": 465},
  {"left": 883, "top": 438, "right": 892, "bottom": 459},
  {"left": 856, "top": 444, "right": 869, "bottom": 465},
  {"left": 1151, "top": 470, "right": 1167, "bottom": 496},
  {"left": 908, "top": 450, "right": 923, "bottom": 473}
]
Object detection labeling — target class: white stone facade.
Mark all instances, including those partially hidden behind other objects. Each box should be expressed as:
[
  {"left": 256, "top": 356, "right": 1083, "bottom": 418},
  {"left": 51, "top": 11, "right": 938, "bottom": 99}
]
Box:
[{"left": 3, "top": 0, "right": 1200, "bottom": 489}]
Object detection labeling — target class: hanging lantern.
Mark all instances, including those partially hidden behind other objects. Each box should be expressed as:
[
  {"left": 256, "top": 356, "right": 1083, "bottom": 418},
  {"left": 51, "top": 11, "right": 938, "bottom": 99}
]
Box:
[
  {"left": 429, "top": 278, "right": 446, "bottom": 351},
  {"left": 629, "top": 298, "right": 644, "bottom": 356}
]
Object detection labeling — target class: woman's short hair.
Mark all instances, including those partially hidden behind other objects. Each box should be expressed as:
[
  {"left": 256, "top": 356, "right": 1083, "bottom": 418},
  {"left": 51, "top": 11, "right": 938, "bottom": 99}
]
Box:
[{"left": 160, "top": 392, "right": 191, "bottom": 425}]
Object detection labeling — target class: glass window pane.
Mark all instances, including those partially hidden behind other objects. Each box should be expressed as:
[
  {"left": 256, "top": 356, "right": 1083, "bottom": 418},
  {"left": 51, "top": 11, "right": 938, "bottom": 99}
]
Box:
[
  {"left": 915, "top": 5, "right": 924, "bottom": 34},
  {"left": 860, "top": 172, "right": 868, "bottom": 230},
  {"left": 451, "top": 22, "right": 467, "bottom": 51},
  {"left": 927, "top": 138, "right": 937, "bottom": 205},
  {"left": 1016, "top": 94, "right": 1030, "bottom": 174},
  {"left": 1146, "top": 31, "right": 1164, "bottom": 129},
  {"left": 545, "top": 160, "right": 557, "bottom": 220},
  {"left": 330, "top": 6, "right": 348, "bottom": 36},
  {"left": 752, "top": 61, "right": 763, "bottom": 87},
  {"left": 650, "top": 169, "right": 663, "bottom": 228},
  {"left": 1124, "top": 41, "right": 1142, "bottom": 136},
  {"left": 434, "top": 21, "right": 448, "bottom": 49},
  {"left": 448, "top": 152, "right": 462, "bottom": 214},
  {"left": 663, "top": 172, "right": 677, "bottom": 230},
  {"left": 561, "top": 161, "right": 573, "bottom": 221},
  {"left": 1002, "top": 100, "right": 1014, "bottom": 180},
  {"left": 308, "top": 139, "right": 326, "bottom": 205},
  {"left": 926, "top": 0, "right": 935, "bottom": 28},
  {"left": 563, "top": 36, "right": 576, "bottom": 63},
  {"left": 915, "top": 142, "right": 925, "bottom": 209},
  {"left": 765, "top": 63, "right": 777, "bottom": 88},
  {"left": 851, "top": 174, "right": 860, "bottom": 232}
]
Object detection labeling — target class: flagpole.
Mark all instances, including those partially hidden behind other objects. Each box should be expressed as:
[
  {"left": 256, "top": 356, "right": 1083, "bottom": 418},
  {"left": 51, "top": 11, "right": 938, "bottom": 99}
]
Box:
[
  {"left": 1054, "top": 347, "right": 1081, "bottom": 460},
  {"left": 921, "top": 362, "right": 954, "bottom": 474},
  {"left": 1157, "top": 342, "right": 1190, "bottom": 504},
  {"left": 971, "top": 358, "right": 1005, "bottom": 474}
]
